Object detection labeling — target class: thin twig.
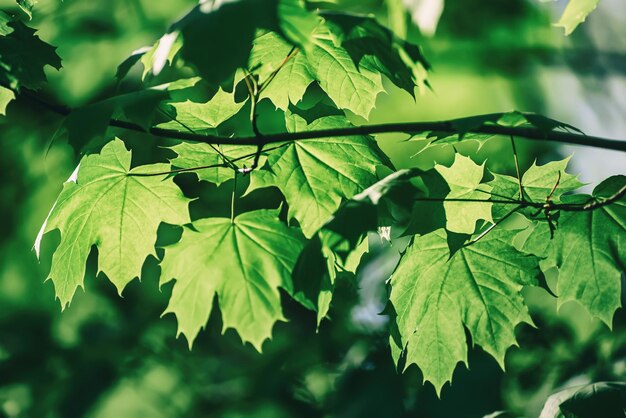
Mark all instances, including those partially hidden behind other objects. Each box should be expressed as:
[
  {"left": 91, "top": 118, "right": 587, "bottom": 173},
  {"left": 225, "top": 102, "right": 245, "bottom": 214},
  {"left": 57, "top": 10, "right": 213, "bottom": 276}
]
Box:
[
  {"left": 242, "top": 68, "right": 265, "bottom": 172},
  {"left": 231, "top": 171, "right": 238, "bottom": 223},
  {"left": 129, "top": 162, "right": 229, "bottom": 177},
  {"left": 157, "top": 107, "right": 239, "bottom": 171},
  {"left": 557, "top": 184, "right": 626, "bottom": 211},
  {"left": 475, "top": 188, "right": 519, "bottom": 202},
  {"left": 127, "top": 143, "right": 289, "bottom": 177},
  {"left": 413, "top": 190, "right": 624, "bottom": 211}
]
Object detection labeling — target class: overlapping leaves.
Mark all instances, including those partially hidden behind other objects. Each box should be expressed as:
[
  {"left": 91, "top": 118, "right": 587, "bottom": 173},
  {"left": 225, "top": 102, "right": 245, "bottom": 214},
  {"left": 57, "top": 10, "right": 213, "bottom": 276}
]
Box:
[
  {"left": 518, "top": 176, "right": 626, "bottom": 325},
  {"left": 248, "top": 112, "right": 389, "bottom": 236},
  {"left": 32, "top": 0, "right": 626, "bottom": 399}
]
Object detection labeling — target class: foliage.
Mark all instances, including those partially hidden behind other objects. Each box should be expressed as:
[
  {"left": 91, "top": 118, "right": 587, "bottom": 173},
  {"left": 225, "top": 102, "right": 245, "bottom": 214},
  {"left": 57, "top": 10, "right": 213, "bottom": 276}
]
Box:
[{"left": 1, "top": 0, "right": 625, "bottom": 415}]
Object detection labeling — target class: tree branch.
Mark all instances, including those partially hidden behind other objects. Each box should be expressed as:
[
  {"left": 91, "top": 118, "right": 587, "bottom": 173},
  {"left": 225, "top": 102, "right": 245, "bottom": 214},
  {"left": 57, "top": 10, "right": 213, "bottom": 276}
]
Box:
[{"left": 13, "top": 85, "right": 626, "bottom": 152}]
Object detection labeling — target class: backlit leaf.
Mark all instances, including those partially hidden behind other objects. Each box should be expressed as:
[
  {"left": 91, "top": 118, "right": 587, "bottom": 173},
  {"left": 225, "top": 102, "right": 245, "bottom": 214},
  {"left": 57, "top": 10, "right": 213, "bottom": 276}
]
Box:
[
  {"left": 38, "top": 139, "right": 191, "bottom": 307},
  {"left": 160, "top": 209, "right": 305, "bottom": 350},
  {"left": 390, "top": 228, "right": 540, "bottom": 394}
]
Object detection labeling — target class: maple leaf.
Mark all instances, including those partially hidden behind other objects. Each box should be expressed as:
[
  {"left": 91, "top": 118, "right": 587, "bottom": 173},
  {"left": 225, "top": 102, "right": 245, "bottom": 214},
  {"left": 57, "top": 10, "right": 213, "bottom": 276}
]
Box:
[
  {"left": 249, "top": 32, "right": 314, "bottom": 111},
  {"left": 519, "top": 175, "right": 626, "bottom": 325},
  {"left": 248, "top": 112, "right": 388, "bottom": 237},
  {"left": 37, "top": 139, "right": 190, "bottom": 307},
  {"left": 160, "top": 209, "right": 305, "bottom": 350},
  {"left": 0, "top": 11, "right": 61, "bottom": 90},
  {"left": 435, "top": 153, "right": 493, "bottom": 234},
  {"left": 157, "top": 86, "right": 246, "bottom": 133},
  {"left": 489, "top": 156, "right": 583, "bottom": 219},
  {"left": 168, "top": 142, "right": 255, "bottom": 186},
  {"left": 390, "top": 228, "right": 540, "bottom": 394}
]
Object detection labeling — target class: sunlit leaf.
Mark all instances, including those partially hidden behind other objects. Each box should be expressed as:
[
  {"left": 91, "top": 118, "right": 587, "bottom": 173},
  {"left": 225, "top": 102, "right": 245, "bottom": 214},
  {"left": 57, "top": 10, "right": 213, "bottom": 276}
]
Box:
[
  {"left": 160, "top": 209, "right": 305, "bottom": 350},
  {"left": 555, "top": 0, "right": 600, "bottom": 35},
  {"left": 38, "top": 139, "right": 191, "bottom": 307},
  {"left": 435, "top": 153, "right": 492, "bottom": 234},
  {"left": 390, "top": 228, "right": 540, "bottom": 394},
  {"left": 248, "top": 112, "right": 389, "bottom": 236}
]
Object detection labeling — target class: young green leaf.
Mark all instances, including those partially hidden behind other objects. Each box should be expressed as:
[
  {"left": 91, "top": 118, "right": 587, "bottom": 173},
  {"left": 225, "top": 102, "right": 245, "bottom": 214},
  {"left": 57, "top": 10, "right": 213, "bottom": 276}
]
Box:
[
  {"left": 519, "top": 157, "right": 583, "bottom": 201},
  {"left": 488, "top": 156, "right": 583, "bottom": 218},
  {"left": 390, "top": 228, "right": 540, "bottom": 395},
  {"left": 321, "top": 13, "right": 430, "bottom": 97},
  {"left": 306, "top": 22, "right": 385, "bottom": 119},
  {"left": 249, "top": 32, "right": 314, "bottom": 110},
  {"left": 167, "top": 142, "right": 255, "bottom": 185},
  {"left": 38, "top": 139, "right": 191, "bottom": 307},
  {"left": 160, "top": 209, "right": 305, "bottom": 351},
  {"left": 157, "top": 87, "right": 247, "bottom": 133},
  {"left": 435, "top": 153, "right": 493, "bottom": 234}
]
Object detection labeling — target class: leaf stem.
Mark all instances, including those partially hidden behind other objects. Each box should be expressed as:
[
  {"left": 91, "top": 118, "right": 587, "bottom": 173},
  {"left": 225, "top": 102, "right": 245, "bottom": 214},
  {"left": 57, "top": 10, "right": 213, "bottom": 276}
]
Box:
[
  {"left": 157, "top": 107, "right": 240, "bottom": 171},
  {"left": 231, "top": 171, "right": 238, "bottom": 223}
]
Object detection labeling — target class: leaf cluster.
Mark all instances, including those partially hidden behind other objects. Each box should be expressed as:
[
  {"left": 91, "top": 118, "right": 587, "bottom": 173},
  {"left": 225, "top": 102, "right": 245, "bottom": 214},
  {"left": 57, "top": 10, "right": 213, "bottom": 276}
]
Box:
[{"left": 3, "top": 0, "right": 623, "bottom": 398}]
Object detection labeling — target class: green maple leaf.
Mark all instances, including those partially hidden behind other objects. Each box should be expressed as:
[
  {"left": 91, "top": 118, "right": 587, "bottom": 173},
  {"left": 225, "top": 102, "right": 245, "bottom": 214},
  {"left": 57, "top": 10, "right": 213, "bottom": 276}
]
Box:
[
  {"left": 489, "top": 156, "right": 583, "bottom": 219},
  {"left": 248, "top": 113, "right": 388, "bottom": 237},
  {"left": 390, "top": 228, "right": 540, "bottom": 394},
  {"left": 157, "top": 86, "right": 247, "bottom": 133},
  {"left": 250, "top": 16, "right": 428, "bottom": 116},
  {"left": 293, "top": 231, "right": 368, "bottom": 326},
  {"left": 520, "top": 176, "right": 626, "bottom": 325},
  {"left": 435, "top": 153, "right": 493, "bottom": 234},
  {"left": 518, "top": 157, "right": 584, "bottom": 202},
  {"left": 0, "top": 12, "right": 62, "bottom": 90},
  {"left": 321, "top": 13, "right": 430, "bottom": 97},
  {"left": 306, "top": 22, "right": 385, "bottom": 119},
  {"left": 249, "top": 32, "right": 314, "bottom": 111},
  {"left": 160, "top": 209, "right": 305, "bottom": 350},
  {"left": 37, "top": 139, "right": 191, "bottom": 307}
]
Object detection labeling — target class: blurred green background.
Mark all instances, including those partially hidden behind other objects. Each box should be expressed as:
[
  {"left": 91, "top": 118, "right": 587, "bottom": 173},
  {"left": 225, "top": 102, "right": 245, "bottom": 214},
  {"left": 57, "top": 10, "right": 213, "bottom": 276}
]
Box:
[{"left": 0, "top": 0, "right": 625, "bottom": 417}]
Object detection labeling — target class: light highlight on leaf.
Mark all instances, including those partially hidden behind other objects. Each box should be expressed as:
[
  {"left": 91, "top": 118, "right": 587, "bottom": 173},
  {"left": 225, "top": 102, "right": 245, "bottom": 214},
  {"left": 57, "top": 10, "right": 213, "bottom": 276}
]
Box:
[
  {"left": 160, "top": 209, "right": 305, "bottom": 351},
  {"left": 39, "top": 139, "right": 191, "bottom": 307},
  {"left": 390, "top": 228, "right": 540, "bottom": 394}
]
